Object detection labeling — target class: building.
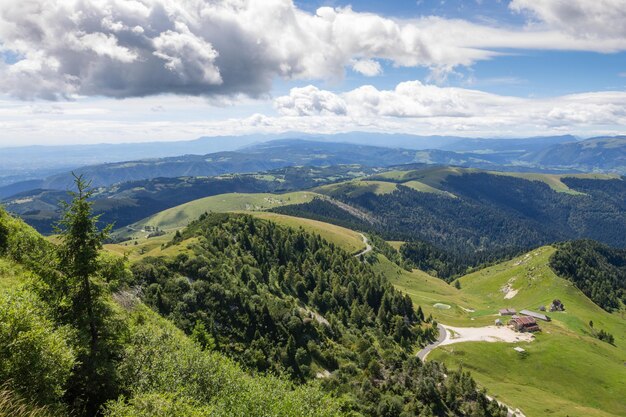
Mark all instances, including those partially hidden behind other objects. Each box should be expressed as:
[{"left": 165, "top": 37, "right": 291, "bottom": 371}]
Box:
[
  {"left": 495, "top": 318, "right": 503, "bottom": 326},
  {"left": 510, "top": 316, "right": 540, "bottom": 332},
  {"left": 499, "top": 308, "right": 516, "bottom": 316},
  {"left": 550, "top": 299, "right": 565, "bottom": 312},
  {"left": 520, "top": 309, "right": 551, "bottom": 322}
]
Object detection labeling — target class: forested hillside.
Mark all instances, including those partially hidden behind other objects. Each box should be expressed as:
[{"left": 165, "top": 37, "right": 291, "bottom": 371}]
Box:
[
  {"left": 131, "top": 212, "right": 507, "bottom": 416},
  {"left": 0, "top": 181, "right": 507, "bottom": 417},
  {"left": 275, "top": 171, "right": 626, "bottom": 278},
  {"left": 550, "top": 240, "right": 626, "bottom": 311},
  {"left": 0, "top": 185, "right": 345, "bottom": 416}
]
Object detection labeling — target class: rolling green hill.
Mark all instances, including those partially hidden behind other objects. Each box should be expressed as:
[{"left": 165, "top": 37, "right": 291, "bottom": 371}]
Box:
[
  {"left": 5, "top": 165, "right": 376, "bottom": 235},
  {"left": 521, "top": 136, "right": 626, "bottom": 173},
  {"left": 118, "top": 191, "right": 320, "bottom": 236},
  {"left": 389, "top": 246, "right": 626, "bottom": 417},
  {"left": 276, "top": 167, "right": 626, "bottom": 277},
  {"left": 107, "top": 191, "right": 367, "bottom": 258},
  {"left": 258, "top": 213, "right": 625, "bottom": 417}
]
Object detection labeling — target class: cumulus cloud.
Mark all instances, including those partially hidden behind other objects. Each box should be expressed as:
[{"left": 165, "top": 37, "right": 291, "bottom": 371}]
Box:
[
  {"left": 351, "top": 59, "right": 383, "bottom": 76},
  {"left": 1, "top": 0, "right": 625, "bottom": 100},
  {"left": 510, "top": 0, "right": 626, "bottom": 39},
  {"left": 273, "top": 82, "right": 626, "bottom": 131},
  {"left": 274, "top": 85, "right": 347, "bottom": 116},
  {"left": 2, "top": 85, "right": 625, "bottom": 145}
]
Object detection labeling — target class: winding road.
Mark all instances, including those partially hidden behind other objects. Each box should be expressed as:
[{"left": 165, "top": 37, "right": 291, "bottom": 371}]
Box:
[
  {"left": 354, "top": 233, "right": 372, "bottom": 258},
  {"left": 417, "top": 323, "right": 447, "bottom": 361}
]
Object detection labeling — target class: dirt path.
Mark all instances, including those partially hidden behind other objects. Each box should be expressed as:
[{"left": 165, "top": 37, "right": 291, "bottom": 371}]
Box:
[{"left": 354, "top": 233, "right": 372, "bottom": 258}]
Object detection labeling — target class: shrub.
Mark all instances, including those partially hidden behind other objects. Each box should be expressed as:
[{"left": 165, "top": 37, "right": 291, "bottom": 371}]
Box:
[{"left": 0, "top": 289, "right": 75, "bottom": 406}]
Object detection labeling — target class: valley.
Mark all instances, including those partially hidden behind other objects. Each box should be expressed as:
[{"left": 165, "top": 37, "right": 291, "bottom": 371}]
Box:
[
  {"left": 1, "top": 139, "right": 625, "bottom": 417},
  {"left": 2, "top": 2, "right": 625, "bottom": 416},
  {"left": 95, "top": 184, "right": 625, "bottom": 417}
]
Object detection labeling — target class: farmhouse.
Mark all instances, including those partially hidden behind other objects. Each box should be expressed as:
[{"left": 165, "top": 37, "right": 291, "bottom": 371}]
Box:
[
  {"left": 520, "top": 309, "right": 551, "bottom": 322},
  {"left": 499, "top": 308, "right": 516, "bottom": 316},
  {"left": 510, "top": 316, "right": 540, "bottom": 332}
]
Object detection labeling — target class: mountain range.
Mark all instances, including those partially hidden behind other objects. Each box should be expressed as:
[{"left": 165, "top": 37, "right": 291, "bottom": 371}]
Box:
[{"left": 2, "top": 135, "right": 625, "bottom": 199}]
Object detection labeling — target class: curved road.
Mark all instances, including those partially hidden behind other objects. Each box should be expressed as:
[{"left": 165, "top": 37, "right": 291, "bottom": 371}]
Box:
[
  {"left": 416, "top": 324, "right": 525, "bottom": 417},
  {"left": 417, "top": 324, "right": 447, "bottom": 361},
  {"left": 354, "top": 233, "right": 372, "bottom": 258}
]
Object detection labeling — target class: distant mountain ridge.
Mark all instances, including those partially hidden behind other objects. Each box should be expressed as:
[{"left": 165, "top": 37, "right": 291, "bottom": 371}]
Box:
[
  {"left": 0, "top": 136, "right": 586, "bottom": 198},
  {"left": 521, "top": 136, "right": 626, "bottom": 172},
  {"left": 0, "top": 132, "right": 576, "bottom": 188}
]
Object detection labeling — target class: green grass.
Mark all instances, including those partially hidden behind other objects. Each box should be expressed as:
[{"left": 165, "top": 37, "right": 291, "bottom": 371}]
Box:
[
  {"left": 386, "top": 241, "right": 405, "bottom": 251},
  {"left": 371, "top": 254, "right": 484, "bottom": 325},
  {"left": 117, "top": 191, "right": 319, "bottom": 239},
  {"left": 0, "top": 258, "right": 28, "bottom": 291},
  {"left": 388, "top": 246, "right": 626, "bottom": 417},
  {"left": 402, "top": 180, "right": 456, "bottom": 197},
  {"left": 430, "top": 333, "right": 625, "bottom": 417},
  {"left": 371, "top": 167, "right": 471, "bottom": 186},
  {"left": 249, "top": 212, "right": 365, "bottom": 254},
  {"left": 314, "top": 180, "right": 397, "bottom": 197}
]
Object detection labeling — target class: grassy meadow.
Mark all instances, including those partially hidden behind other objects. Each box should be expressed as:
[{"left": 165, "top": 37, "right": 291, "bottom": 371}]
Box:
[{"left": 384, "top": 245, "right": 626, "bottom": 417}]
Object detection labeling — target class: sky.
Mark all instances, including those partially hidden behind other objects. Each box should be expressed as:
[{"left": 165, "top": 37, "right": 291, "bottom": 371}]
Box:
[{"left": 0, "top": 0, "right": 625, "bottom": 146}]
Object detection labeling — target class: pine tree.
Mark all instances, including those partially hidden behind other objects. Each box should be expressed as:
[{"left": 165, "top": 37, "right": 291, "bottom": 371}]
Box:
[{"left": 56, "top": 174, "right": 121, "bottom": 415}]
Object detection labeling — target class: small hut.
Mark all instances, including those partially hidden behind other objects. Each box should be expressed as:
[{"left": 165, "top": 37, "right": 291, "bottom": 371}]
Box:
[
  {"left": 550, "top": 299, "right": 565, "bottom": 312},
  {"left": 499, "top": 308, "right": 516, "bottom": 316},
  {"left": 510, "top": 316, "right": 540, "bottom": 332}
]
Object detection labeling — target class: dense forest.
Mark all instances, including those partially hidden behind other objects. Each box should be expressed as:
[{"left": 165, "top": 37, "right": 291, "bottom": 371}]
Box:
[
  {"left": 132, "top": 212, "right": 507, "bottom": 415},
  {"left": 274, "top": 173, "right": 626, "bottom": 278},
  {"left": 550, "top": 240, "right": 626, "bottom": 311},
  {"left": 0, "top": 179, "right": 507, "bottom": 416}
]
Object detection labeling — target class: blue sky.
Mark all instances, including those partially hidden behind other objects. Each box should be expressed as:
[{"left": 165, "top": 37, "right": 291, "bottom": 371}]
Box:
[{"left": 0, "top": 0, "right": 625, "bottom": 145}]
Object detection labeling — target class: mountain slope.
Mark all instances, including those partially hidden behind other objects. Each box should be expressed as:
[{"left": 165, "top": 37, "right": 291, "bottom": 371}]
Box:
[
  {"left": 126, "top": 212, "right": 507, "bottom": 416},
  {"left": 274, "top": 168, "right": 626, "bottom": 272},
  {"left": 2, "top": 140, "right": 422, "bottom": 193},
  {"left": 3, "top": 165, "right": 375, "bottom": 233},
  {"left": 391, "top": 246, "right": 626, "bottom": 417},
  {"left": 522, "top": 136, "right": 626, "bottom": 173}
]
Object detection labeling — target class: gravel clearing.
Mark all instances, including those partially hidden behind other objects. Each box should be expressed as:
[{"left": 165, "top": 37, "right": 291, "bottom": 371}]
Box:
[{"left": 440, "top": 325, "right": 534, "bottom": 345}]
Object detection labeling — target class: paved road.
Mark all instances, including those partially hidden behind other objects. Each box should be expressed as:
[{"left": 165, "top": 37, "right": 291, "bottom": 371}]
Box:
[
  {"left": 417, "top": 323, "right": 447, "bottom": 361},
  {"left": 354, "top": 233, "right": 372, "bottom": 258}
]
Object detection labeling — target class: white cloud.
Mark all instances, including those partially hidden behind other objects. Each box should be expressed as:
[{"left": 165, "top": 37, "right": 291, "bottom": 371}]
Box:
[
  {"left": 274, "top": 85, "right": 347, "bottom": 116},
  {"left": 351, "top": 59, "right": 383, "bottom": 76},
  {"left": 510, "top": 0, "right": 626, "bottom": 39},
  {"left": 273, "top": 82, "right": 626, "bottom": 133},
  {"left": 1, "top": 0, "right": 625, "bottom": 100},
  {"left": 1, "top": 82, "right": 624, "bottom": 146}
]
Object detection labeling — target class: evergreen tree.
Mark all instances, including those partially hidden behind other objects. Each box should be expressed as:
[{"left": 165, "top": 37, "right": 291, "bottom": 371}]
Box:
[{"left": 56, "top": 174, "right": 122, "bottom": 415}]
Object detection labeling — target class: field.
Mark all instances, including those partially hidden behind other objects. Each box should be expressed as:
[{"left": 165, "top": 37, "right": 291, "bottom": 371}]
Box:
[
  {"left": 107, "top": 193, "right": 366, "bottom": 258},
  {"left": 314, "top": 180, "right": 398, "bottom": 197},
  {"left": 0, "top": 258, "right": 28, "bottom": 291},
  {"left": 115, "top": 191, "right": 320, "bottom": 240},
  {"left": 373, "top": 254, "right": 485, "bottom": 326},
  {"left": 105, "top": 192, "right": 626, "bottom": 417},
  {"left": 248, "top": 212, "right": 365, "bottom": 254},
  {"left": 388, "top": 246, "right": 626, "bottom": 417}
]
